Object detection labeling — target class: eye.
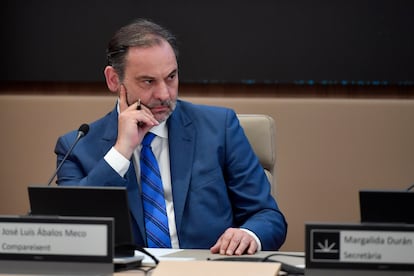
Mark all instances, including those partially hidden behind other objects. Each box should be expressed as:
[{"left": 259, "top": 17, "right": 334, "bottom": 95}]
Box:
[
  {"left": 144, "top": 79, "right": 154, "bottom": 85},
  {"left": 168, "top": 73, "right": 177, "bottom": 80}
]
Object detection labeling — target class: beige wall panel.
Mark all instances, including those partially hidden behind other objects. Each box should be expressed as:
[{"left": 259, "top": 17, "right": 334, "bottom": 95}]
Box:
[{"left": 1, "top": 94, "right": 414, "bottom": 252}]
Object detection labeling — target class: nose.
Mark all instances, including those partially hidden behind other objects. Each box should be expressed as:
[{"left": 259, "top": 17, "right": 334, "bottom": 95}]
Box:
[{"left": 154, "top": 81, "right": 170, "bottom": 101}]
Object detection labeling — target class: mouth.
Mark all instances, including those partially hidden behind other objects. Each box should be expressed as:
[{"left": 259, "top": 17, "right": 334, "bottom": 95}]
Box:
[
  {"left": 149, "top": 102, "right": 171, "bottom": 113},
  {"left": 136, "top": 100, "right": 167, "bottom": 114},
  {"left": 146, "top": 100, "right": 176, "bottom": 123}
]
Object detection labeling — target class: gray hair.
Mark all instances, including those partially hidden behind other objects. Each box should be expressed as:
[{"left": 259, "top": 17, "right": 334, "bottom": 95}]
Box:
[{"left": 106, "top": 18, "right": 178, "bottom": 81}]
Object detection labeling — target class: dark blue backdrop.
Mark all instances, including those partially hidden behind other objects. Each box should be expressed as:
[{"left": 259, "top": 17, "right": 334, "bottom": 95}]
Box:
[{"left": 2, "top": 0, "right": 413, "bottom": 85}]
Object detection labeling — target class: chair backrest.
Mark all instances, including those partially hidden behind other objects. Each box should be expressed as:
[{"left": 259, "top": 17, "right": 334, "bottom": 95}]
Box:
[{"left": 237, "top": 114, "right": 276, "bottom": 191}]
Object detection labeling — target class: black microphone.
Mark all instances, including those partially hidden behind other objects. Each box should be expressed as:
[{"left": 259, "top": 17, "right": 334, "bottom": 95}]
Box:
[{"left": 47, "top": 123, "right": 90, "bottom": 186}]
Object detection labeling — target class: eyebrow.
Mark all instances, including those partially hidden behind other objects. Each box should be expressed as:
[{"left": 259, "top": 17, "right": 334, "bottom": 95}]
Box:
[
  {"left": 168, "top": 69, "right": 178, "bottom": 76},
  {"left": 134, "top": 68, "right": 178, "bottom": 81}
]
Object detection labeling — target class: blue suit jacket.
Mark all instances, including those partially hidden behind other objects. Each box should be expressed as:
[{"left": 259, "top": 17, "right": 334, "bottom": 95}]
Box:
[{"left": 55, "top": 99, "right": 287, "bottom": 250}]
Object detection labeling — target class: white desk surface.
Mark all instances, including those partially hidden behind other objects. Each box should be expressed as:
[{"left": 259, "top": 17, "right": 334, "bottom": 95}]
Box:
[{"left": 117, "top": 249, "right": 304, "bottom": 275}]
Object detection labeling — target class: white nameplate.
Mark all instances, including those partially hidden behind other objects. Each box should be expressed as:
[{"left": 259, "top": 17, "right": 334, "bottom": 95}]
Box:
[
  {"left": 0, "top": 216, "right": 113, "bottom": 262},
  {"left": 341, "top": 230, "right": 414, "bottom": 264},
  {"left": 1, "top": 222, "right": 108, "bottom": 256},
  {"left": 306, "top": 223, "right": 414, "bottom": 271}
]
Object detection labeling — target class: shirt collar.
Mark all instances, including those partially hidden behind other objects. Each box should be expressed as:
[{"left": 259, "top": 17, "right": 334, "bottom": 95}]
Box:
[{"left": 150, "top": 121, "right": 168, "bottom": 139}]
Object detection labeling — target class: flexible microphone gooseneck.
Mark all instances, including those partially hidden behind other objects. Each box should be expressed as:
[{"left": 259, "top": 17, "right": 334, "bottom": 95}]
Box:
[{"left": 46, "top": 123, "right": 89, "bottom": 186}]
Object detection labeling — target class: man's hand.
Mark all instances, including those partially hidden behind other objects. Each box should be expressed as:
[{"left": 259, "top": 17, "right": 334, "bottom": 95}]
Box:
[
  {"left": 210, "top": 228, "right": 258, "bottom": 256},
  {"left": 114, "top": 85, "right": 158, "bottom": 159}
]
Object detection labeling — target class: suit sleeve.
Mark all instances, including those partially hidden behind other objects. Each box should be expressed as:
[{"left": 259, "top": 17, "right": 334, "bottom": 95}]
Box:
[
  {"left": 54, "top": 133, "right": 128, "bottom": 188},
  {"left": 223, "top": 110, "right": 287, "bottom": 250}
]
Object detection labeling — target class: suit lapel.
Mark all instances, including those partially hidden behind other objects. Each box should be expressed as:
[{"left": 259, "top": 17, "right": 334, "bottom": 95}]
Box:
[{"left": 168, "top": 102, "right": 195, "bottom": 234}]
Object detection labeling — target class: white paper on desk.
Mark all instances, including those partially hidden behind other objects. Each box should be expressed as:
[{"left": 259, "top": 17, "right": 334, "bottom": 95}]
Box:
[{"left": 135, "top": 248, "right": 195, "bottom": 266}]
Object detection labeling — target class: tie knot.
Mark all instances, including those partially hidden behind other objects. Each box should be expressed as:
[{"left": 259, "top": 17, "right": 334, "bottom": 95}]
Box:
[{"left": 142, "top": 132, "right": 156, "bottom": 146}]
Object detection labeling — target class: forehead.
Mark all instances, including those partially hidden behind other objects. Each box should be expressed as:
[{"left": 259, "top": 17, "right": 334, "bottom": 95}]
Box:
[{"left": 125, "top": 40, "right": 177, "bottom": 68}]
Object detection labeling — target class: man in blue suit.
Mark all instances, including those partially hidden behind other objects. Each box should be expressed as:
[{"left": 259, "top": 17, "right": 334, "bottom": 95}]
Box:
[{"left": 55, "top": 19, "right": 287, "bottom": 255}]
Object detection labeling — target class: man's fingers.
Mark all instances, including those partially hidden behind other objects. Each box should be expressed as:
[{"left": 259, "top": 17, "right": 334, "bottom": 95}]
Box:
[
  {"left": 224, "top": 232, "right": 245, "bottom": 255},
  {"left": 118, "top": 84, "right": 158, "bottom": 129},
  {"left": 210, "top": 238, "right": 222, "bottom": 254},
  {"left": 246, "top": 239, "right": 258, "bottom": 255},
  {"left": 235, "top": 238, "right": 257, "bottom": 255},
  {"left": 213, "top": 228, "right": 238, "bottom": 255},
  {"left": 119, "top": 84, "right": 129, "bottom": 112},
  {"left": 210, "top": 228, "right": 259, "bottom": 256}
]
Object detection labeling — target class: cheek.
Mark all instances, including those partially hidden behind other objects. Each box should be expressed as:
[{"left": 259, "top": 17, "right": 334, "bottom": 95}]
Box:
[
  {"left": 124, "top": 83, "right": 148, "bottom": 103},
  {"left": 125, "top": 92, "right": 135, "bottom": 106},
  {"left": 169, "top": 81, "right": 179, "bottom": 97},
  {"left": 169, "top": 88, "right": 178, "bottom": 100}
]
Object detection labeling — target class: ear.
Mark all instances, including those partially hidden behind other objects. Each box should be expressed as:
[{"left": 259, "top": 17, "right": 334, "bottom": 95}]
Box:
[{"left": 104, "top": 66, "right": 120, "bottom": 93}]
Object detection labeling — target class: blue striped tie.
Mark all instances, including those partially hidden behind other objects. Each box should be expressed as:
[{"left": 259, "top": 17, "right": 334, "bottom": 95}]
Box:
[{"left": 140, "top": 132, "right": 171, "bottom": 248}]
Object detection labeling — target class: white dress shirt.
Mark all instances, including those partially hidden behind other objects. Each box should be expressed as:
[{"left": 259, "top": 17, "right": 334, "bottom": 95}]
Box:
[{"left": 104, "top": 121, "right": 180, "bottom": 248}]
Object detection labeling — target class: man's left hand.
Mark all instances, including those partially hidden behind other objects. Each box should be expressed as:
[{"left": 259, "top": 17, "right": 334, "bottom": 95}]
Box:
[{"left": 210, "top": 227, "right": 258, "bottom": 256}]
